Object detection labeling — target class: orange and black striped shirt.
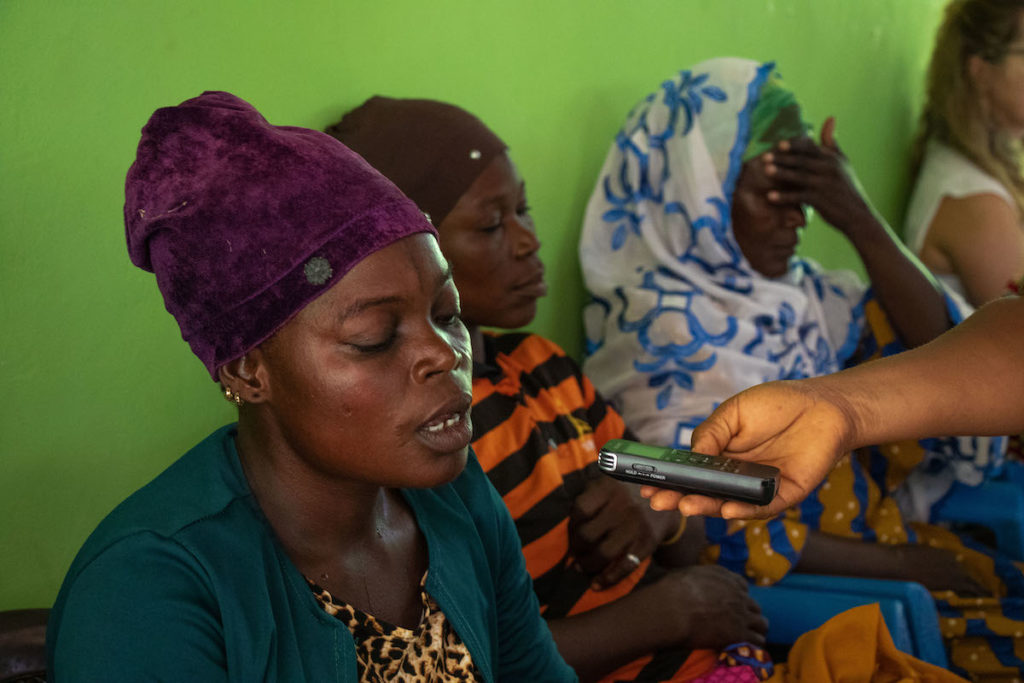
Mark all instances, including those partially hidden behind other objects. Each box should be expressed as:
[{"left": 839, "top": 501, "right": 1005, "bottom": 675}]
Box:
[
  {"left": 470, "top": 332, "right": 649, "bottom": 617},
  {"left": 471, "top": 333, "right": 768, "bottom": 682}
]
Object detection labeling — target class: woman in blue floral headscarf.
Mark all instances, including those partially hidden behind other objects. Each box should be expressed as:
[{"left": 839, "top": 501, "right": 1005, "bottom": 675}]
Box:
[{"left": 580, "top": 58, "right": 1022, "bottom": 680}]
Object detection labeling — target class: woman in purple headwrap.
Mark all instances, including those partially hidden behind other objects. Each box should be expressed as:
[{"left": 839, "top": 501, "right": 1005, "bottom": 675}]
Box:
[{"left": 45, "top": 91, "right": 576, "bottom": 682}]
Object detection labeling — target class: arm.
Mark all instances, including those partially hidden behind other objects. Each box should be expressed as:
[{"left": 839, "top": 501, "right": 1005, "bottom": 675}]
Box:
[
  {"left": 485, "top": 497, "right": 577, "bottom": 683},
  {"left": 546, "top": 566, "right": 767, "bottom": 683},
  {"left": 830, "top": 295, "right": 1024, "bottom": 445},
  {"left": 766, "top": 118, "right": 953, "bottom": 347},
  {"left": 795, "top": 530, "right": 986, "bottom": 595},
  {"left": 922, "top": 193, "right": 1024, "bottom": 307},
  {"left": 50, "top": 534, "right": 228, "bottom": 682},
  {"left": 644, "top": 296, "right": 1024, "bottom": 519},
  {"left": 487, "top": 465, "right": 578, "bottom": 682}
]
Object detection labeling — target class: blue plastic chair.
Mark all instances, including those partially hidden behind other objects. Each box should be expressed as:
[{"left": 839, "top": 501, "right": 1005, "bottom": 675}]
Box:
[
  {"left": 749, "top": 573, "right": 948, "bottom": 669},
  {"left": 931, "top": 474, "right": 1024, "bottom": 561}
]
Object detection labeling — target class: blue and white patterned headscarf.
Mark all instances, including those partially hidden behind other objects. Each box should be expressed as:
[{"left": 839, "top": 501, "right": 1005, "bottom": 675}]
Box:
[
  {"left": 579, "top": 58, "right": 1001, "bottom": 514},
  {"left": 580, "top": 58, "right": 866, "bottom": 450}
]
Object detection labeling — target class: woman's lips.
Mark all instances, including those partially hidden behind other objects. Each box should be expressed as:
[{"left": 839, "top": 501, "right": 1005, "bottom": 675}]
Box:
[
  {"left": 416, "top": 394, "right": 473, "bottom": 453},
  {"left": 512, "top": 269, "right": 548, "bottom": 298}
]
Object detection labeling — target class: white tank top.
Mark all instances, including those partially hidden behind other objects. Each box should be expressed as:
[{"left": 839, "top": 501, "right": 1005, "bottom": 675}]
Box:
[{"left": 904, "top": 139, "right": 1015, "bottom": 299}]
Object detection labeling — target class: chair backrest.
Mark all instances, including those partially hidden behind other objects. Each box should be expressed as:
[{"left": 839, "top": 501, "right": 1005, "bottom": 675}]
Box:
[
  {"left": 750, "top": 574, "right": 949, "bottom": 669},
  {"left": 0, "top": 609, "right": 49, "bottom": 683}
]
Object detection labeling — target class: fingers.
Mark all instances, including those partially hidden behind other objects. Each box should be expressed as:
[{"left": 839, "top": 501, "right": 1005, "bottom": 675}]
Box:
[
  {"left": 647, "top": 488, "right": 684, "bottom": 511},
  {"left": 719, "top": 501, "right": 769, "bottom": 519},
  {"left": 763, "top": 140, "right": 840, "bottom": 182},
  {"left": 572, "top": 486, "right": 655, "bottom": 584},
  {"left": 570, "top": 478, "right": 609, "bottom": 521},
  {"left": 747, "top": 615, "right": 770, "bottom": 644},
  {"left": 572, "top": 496, "right": 630, "bottom": 556},
  {"left": 959, "top": 580, "right": 989, "bottom": 598},
  {"left": 720, "top": 500, "right": 775, "bottom": 519},
  {"left": 764, "top": 148, "right": 836, "bottom": 171},
  {"left": 764, "top": 159, "right": 834, "bottom": 184},
  {"left": 592, "top": 547, "right": 645, "bottom": 589},
  {"left": 762, "top": 169, "right": 826, "bottom": 208},
  {"left": 762, "top": 148, "right": 838, "bottom": 204},
  {"left": 669, "top": 567, "right": 769, "bottom": 646},
  {"left": 765, "top": 189, "right": 806, "bottom": 206},
  {"left": 734, "top": 590, "right": 769, "bottom": 643},
  {"left": 709, "top": 564, "right": 753, "bottom": 593},
  {"left": 950, "top": 575, "right": 989, "bottom": 598},
  {"left": 646, "top": 483, "right": 790, "bottom": 519},
  {"left": 772, "top": 136, "right": 822, "bottom": 157},
  {"left": 575, "top": 517, "right": 647, "bottom": 587},
  {"left": 675, "top": 494, "right": 726, "bottom": 517}
]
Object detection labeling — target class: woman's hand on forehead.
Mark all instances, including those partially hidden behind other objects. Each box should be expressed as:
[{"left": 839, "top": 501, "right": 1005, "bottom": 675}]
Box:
[{"left": 760, "top": 117, "right": 881, "bottom": 240}]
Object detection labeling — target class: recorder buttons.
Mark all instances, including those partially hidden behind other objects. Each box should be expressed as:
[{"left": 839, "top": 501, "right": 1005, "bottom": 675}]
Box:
[{"left": 632, "top": 463, "right": 655, "bottom": 473}]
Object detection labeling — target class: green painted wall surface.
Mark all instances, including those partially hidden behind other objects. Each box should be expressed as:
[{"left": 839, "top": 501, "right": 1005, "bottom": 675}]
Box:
[{"left": 1, "top": 0, "right": 945, "bottom": 609}]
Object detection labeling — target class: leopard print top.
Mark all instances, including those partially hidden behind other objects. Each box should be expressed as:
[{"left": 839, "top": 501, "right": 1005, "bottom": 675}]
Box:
[{"left": 308, "top": 573, "right": 483, "bottom": 682}]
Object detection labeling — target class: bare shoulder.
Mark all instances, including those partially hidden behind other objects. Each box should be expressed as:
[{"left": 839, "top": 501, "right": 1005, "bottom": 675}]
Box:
[
  {"left": 927, "top": 193, "right": 1019, "bottom": 249},
  {"left": 925, "top": 193, "right": 1024, "bottom": 305}
]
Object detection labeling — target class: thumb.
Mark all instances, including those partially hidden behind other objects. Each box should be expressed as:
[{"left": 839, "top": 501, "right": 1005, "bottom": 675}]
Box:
[
  {"left": 690, "top": 402, "right": 737, "bottom": 455},
  {"left": 820, "top": 116, "right": 839, "bottom": 152}
]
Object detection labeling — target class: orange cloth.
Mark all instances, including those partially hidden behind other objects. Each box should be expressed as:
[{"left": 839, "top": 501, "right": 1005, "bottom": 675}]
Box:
[{"left": 767, "top": 604, "right": 967, "bottom": 682}]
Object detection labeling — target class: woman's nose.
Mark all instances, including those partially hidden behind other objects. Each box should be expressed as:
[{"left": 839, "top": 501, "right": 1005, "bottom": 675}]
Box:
[
  {"left": 785, "top": 205, "right": 807, "bottom": 230},
  {"left": 413, "top": 323, "right": 467, "bottom": 383},
  {"left": 509, "top": 215, "right": 541, "bottom": 258}
]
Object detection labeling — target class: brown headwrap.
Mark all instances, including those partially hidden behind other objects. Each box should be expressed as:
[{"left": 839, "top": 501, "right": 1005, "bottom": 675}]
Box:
[{"left": 326, "top": 97, "right": 507, "bottom": 227}]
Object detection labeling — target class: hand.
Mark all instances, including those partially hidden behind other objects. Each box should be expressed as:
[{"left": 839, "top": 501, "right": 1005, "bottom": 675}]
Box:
[
  {"left": 570, "top": 477, "right": 672, "bottom": 588},
  {"left": 642, "top": 379, "right": 855, "bottom": 519},
  {"left": 643, "top": 566, "right": 768, "bottom": 649},
  {"left": 762, "top": 117, "right": 882, "bottom": 242},
  {"left": 895, "top": 545, "right": 989, "bottom": 596}
]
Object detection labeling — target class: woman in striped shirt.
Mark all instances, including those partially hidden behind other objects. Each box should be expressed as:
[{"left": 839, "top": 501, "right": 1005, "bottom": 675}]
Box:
[{"left": 328, "top": 97, "right": 771, "bottom": 683}]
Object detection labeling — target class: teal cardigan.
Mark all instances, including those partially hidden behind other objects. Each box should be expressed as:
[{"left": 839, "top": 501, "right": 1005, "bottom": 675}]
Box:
[{"left": 47, "top": 425, "right": 575, "bottom": 682}]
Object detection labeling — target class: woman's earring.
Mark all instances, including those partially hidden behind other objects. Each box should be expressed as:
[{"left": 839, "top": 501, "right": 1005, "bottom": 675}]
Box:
[{"left": 222, "top": 386, "right": 244, "bottom": 407}]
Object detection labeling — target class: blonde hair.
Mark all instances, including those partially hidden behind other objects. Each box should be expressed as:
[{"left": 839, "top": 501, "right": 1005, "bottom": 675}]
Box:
[{"left": 912, "top": 0, "right": 1024, "bottom": 216}]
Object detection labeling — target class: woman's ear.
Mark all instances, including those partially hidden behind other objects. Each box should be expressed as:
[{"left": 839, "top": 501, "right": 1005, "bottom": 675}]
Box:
[
  {"left": 218, "top": 349, "right": 271, "bottom": 404},
  {"left": 968, "top": 54, "right": 990, "bottom": 92}
]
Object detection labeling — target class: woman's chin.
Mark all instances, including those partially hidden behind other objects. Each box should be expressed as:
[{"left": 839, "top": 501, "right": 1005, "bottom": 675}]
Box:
[
  {"left": 755, "top": 263, "right": 790, "bottom": 279},
  {"left": 478, "top": 302, "right": 538, "bottom": 331},
  {"left": 426, "top": 448, "right": 470, "bottom": 488}
]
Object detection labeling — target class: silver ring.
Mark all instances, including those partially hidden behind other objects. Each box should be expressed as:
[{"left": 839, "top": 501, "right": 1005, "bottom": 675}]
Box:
[{"left": 625, "top": 552, "right": 641, "bottom": 567}]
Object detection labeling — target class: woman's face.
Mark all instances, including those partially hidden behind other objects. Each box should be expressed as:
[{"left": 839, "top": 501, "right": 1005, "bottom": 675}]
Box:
[
  {"left": 731, "top": 156, "right": 806, "bottom": 278},
  {"left": 974, "top": 14, "right": 1024, "bottom": 137},
  {"left": 437, "top": 151, "right": 546, "bottom": 330},
  {"left": 256, "top": 233, "right": 473, "bottom": 489}
]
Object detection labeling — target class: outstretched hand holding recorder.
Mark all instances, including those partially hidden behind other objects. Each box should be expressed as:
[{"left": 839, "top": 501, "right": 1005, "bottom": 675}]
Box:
[
  {"left": 642, "top": 296, "right": 1024, "bottom": 520},
  {"left": 598, "top": 438, "right": 780, "bottom": 506}
]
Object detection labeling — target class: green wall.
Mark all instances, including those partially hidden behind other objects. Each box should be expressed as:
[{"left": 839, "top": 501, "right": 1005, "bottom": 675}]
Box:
[{"left": 1, "top": 0, "right": 945, "bottom": 609}]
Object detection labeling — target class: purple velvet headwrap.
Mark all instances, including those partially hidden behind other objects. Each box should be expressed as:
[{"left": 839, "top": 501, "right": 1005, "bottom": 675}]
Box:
[{"left": 125, "top": 91, "right": 436, "bottom": 380}]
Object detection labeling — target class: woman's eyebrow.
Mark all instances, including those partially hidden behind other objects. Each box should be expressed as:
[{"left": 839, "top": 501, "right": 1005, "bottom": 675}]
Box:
[
  {"left": 339, "top": 265, "right": 453, "bottom": 320},
  {"left": 475, "top": 193, "right": 506, "bottom": 209},
  {"left": 338, "top": 294, "right": 403, "bottom": 321},
  {"left": 475, "top": 183, "right": 525, "bottom": 209}
]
